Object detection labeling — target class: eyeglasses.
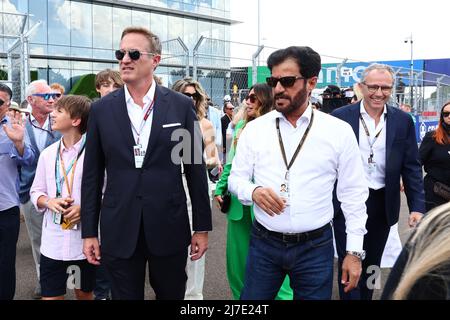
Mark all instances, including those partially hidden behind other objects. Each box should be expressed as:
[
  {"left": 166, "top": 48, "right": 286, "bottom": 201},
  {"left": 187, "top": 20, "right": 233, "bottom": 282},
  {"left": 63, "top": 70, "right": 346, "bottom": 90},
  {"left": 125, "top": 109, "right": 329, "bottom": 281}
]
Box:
[
  {"left": 266, "top": 76, "right": 305, "bottom": 88},
  {"left": 183, "top": 92, "right": 200, "bottom": 100},
  {"left": 442, "top": 111, "right": 450, "bottom": 118},
  {"left": 115, "top": 49, "right": 156, "bottom": 61},
  {"left": 0, "top": 98, "right": 4, "bottom": 106},
  {"left": 362, "top": 82, "right": 393, "bottom": 94},
  {"left": 246, "top": 94, "right": 257, "bottom": 103},
  {"left": 32, "top": 93, "right": 61, "bottom": 101}
]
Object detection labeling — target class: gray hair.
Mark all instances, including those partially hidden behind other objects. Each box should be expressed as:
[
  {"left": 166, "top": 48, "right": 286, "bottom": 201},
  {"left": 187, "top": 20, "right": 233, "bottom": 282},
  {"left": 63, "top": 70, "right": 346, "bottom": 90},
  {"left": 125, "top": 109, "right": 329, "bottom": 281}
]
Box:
[
  {"left": 360, "top": 63, "right": 395, "bottom": 83},
  {"left": 25, "top": 79, "right": 49, "bottom": 98}
]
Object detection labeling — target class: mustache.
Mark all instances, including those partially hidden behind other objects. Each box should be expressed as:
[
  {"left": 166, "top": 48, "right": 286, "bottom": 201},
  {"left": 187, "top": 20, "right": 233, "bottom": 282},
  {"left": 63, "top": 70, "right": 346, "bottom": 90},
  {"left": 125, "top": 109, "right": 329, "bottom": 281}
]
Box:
[{"left": 274, "top": 94, "right": 291, "bottom": 100}]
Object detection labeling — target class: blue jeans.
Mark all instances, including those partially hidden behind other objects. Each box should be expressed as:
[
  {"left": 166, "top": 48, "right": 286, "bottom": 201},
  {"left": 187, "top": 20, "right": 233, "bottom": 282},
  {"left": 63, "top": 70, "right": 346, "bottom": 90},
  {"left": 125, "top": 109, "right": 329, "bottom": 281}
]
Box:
[{"left": 240, "top": 221, "right": 334, "bottom": 300}]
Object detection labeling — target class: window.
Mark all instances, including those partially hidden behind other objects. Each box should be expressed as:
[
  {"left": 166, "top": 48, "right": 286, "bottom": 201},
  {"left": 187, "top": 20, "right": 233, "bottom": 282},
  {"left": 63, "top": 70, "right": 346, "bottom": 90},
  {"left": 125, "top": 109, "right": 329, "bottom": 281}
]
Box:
[
  {"left": 93, "top": 4, "right": 112, "bottom": 49},
  {"left": 71, "top": 1, "right": 92, "bottom": 48},
  {"left": 48, "top": 0, "right": 70, "bottom": 46}
]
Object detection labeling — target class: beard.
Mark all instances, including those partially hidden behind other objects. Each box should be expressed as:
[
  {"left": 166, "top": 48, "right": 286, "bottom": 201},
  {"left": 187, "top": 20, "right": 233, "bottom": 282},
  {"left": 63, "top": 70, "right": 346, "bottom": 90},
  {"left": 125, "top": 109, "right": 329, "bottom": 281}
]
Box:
[{"left": 274, "top": 86, "right": 309, "bottom": 117}]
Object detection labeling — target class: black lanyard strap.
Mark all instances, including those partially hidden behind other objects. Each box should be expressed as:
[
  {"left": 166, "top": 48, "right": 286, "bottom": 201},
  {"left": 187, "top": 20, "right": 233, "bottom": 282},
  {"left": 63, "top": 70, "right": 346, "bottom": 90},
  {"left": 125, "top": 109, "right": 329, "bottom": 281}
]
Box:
[
  {"left": 359, "top": 113, "right": 385, "bottom": 150},
  {"left": 276, "top": 109, "right": 314, "bottom": 171}
]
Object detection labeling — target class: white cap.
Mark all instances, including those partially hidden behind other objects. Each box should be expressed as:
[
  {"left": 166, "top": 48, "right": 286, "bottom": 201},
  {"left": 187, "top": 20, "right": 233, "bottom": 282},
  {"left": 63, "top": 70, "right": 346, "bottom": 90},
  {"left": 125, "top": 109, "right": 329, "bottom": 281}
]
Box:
[{"left": 223, "top": 94, "right": 231, "bottom": 102}]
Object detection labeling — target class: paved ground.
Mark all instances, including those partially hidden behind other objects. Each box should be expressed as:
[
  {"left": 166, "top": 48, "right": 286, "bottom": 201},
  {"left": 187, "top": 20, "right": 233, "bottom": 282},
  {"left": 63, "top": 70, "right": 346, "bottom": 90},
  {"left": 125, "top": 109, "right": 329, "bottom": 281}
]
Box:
[{"left": 14, "top": 193, "right": 412, "bottom": 300}]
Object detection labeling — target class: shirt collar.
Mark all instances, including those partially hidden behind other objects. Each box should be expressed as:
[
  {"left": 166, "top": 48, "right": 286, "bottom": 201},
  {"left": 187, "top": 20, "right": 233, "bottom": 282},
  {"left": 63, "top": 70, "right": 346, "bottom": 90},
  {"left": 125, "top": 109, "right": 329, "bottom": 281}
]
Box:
[
  {"left": 124, "top": 81, "right": 156, "bottom": 106},
  {"left": 274, "top": 103, "right": 313, "bottom": 127},
  {"left": 60, "top": 135, "right": 85, "bottom": 153},
  {"left": 360, "top": 100, "right": 387, "bottom": 117},
  {"left": 29, "top": 113, "right": 50, "bottom": 127}
]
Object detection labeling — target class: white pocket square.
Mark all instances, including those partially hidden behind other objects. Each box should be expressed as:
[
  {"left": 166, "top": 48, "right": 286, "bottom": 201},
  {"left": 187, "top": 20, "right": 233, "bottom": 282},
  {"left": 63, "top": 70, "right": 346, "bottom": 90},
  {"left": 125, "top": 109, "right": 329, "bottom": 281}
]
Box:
[{"left": 162, "top": 123, "right": 181, "bottom": 128}]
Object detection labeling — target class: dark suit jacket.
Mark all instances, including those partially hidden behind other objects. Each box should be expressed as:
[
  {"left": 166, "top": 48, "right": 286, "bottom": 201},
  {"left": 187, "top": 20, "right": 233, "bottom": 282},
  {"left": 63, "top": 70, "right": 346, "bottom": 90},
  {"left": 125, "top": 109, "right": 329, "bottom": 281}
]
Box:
[
  {"left": 331, "top": 102, "right": 425, "bottom": 226},
  {"left": 81, "top": 85, "right": 212, "bottom": 259}
]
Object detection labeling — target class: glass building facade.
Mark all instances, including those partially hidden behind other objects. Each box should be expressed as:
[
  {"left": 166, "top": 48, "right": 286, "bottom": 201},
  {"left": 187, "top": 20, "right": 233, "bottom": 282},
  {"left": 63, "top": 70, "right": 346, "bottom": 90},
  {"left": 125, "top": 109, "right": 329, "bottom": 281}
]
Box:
[{"left": 0, "top": 0, "right": 232, "bottom": 101}]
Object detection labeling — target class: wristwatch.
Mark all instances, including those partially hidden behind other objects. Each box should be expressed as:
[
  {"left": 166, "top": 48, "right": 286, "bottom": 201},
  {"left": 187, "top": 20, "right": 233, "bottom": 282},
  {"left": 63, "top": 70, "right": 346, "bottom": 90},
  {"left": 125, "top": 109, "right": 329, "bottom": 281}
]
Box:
[{"left": 346, "top": 250, "right": 366, "bottom": 261}]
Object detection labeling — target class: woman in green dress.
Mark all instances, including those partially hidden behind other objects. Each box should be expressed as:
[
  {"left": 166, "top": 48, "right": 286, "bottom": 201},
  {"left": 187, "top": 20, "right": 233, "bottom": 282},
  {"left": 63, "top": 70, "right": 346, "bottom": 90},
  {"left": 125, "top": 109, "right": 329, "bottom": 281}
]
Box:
[{"left": 215, "top": 83, "right": 293, "bottom": 300}]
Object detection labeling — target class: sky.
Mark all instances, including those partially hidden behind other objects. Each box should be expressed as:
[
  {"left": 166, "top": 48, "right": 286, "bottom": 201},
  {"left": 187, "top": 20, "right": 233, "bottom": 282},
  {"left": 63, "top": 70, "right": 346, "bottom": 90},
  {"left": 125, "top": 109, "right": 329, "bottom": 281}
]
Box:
[{"left": 229, "top": 0, "right": 449, "bottom": 64}]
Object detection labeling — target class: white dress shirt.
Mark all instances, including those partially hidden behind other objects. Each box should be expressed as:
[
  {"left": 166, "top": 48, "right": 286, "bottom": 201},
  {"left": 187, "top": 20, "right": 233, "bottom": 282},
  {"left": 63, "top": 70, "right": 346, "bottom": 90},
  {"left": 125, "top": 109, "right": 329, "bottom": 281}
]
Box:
[
  {"left": 124, "top": 81, "right": 156, "bottom": 153},
  {"left": 228, "top": 107, "right": 368, "bottom": 251},
  {"left": 30, "top": 114, "right": 52, "bottom": 152},
  {"left": 359, "top": 101, "right": 387, "bottom": 190}
]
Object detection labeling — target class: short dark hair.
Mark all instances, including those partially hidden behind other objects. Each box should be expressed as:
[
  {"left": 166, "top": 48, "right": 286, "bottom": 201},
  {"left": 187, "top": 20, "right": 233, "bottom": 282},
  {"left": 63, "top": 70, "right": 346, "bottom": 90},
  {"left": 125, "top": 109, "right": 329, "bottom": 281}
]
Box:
[
  {"left": 0, "top": 83, "right": 13, "bottom": 99},
  {"left": 95, "top": 69, "right": 124, "bottom": 89},
  {"left": 267, "top": 46, "right": 321, "bottom": 79},
  {"left": 55, "top": 95, "right": 91, "bottom": 134}
]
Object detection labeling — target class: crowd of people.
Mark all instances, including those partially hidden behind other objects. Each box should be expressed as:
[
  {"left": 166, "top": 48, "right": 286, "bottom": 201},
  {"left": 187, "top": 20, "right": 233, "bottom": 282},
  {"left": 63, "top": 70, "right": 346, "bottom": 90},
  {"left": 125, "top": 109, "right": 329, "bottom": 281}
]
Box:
[{"left": 1, "top": 25, "right": 449, "bottom": 301}]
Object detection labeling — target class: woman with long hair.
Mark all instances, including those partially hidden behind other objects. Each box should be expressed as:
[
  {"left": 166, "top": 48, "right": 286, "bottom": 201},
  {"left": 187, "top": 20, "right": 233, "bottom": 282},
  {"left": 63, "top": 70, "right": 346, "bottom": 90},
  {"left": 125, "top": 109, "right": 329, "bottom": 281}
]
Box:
[
  {"left": 172, "top": 77, "right": 221, "bottom": 300},
  {"left": 214, "top": 83, "right": 293, "bottom": 300},
  {"left": 419, "top": 101, "right": 450, "bottom": 211},
  {"left": 381, "top": 202, "right": 450, "bottom": 299}
]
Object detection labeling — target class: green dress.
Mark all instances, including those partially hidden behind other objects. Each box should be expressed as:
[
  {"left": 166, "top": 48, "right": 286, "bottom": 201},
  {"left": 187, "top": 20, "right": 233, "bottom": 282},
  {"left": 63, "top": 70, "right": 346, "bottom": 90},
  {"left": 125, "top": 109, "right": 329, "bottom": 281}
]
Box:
[{"left": 215, "top": 120, "right": 293, "bottom": 300}]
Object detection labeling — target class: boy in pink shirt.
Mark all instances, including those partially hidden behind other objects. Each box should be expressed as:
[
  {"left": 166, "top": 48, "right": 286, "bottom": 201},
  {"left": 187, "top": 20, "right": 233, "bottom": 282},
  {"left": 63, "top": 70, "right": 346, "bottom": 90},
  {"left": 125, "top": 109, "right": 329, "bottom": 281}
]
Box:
[{"left": 30, "top": 95, "right": 94, "bottom": 300}]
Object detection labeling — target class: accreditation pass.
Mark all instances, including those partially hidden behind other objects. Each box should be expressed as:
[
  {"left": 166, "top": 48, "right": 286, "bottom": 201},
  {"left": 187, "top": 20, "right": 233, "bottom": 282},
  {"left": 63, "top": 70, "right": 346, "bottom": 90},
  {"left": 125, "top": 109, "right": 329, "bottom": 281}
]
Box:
[{"left": 133, "top": 144, "right": 145, "bottom": 168}]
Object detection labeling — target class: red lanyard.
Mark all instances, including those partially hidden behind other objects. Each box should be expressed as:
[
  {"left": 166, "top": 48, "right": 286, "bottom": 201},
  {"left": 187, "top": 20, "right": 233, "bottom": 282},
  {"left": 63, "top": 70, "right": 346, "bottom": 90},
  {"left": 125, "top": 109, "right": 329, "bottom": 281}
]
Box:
[{"left": 130, "top": 94, "right": 156, "bottom": 145}]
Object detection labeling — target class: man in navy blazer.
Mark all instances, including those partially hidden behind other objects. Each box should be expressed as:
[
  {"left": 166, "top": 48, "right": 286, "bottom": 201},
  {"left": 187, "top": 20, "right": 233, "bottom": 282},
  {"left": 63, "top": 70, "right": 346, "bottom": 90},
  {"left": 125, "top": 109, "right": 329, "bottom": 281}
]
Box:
[
  {"left": 81, "top": 27, "right": 212, "bottom": 300},
  {"left": 331, "top": 63, "right": 425, "bottom": 300}
]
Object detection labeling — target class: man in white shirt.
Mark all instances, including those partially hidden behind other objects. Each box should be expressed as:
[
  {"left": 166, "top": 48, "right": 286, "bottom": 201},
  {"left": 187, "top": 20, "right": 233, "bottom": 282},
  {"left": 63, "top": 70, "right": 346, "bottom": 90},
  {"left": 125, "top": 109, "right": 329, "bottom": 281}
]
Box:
[
  {"left": 331, "top": 64, "right": 424, "bottom": 300},
  {"left": 228, "top": 46, "right": 368, "bottom": 300}
]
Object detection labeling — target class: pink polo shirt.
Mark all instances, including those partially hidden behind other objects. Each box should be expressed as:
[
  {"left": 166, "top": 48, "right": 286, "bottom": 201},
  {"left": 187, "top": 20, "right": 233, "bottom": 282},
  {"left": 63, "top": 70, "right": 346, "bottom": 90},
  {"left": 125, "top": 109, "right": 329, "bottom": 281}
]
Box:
[{"left": 30, "top": 136, "right": 86, "bottom": 261}]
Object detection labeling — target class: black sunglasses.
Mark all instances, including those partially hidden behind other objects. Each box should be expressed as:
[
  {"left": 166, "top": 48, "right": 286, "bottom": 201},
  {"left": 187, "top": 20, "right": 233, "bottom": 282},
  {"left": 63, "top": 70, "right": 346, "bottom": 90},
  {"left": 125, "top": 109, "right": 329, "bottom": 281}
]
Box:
[
  {"left": 245, "top": 94, "right": 257, "bottom": 103},
  {"left": 115, "top": 49, "right": 155, "bottom": 61},
  {"left": 183, "top": 92, "right": 200, "bottom": 100},
  {"left": 32, "top": 93, "right": 61, "bottom": 101},
  {"left": 0, "top": 98, "right": 4, "bottom": 106},
  {"left": 442, "top": 111, "right": 450, "bottom": 118},
  {"left": 266, "top": 76, "right": 305, "bottom": 88}
]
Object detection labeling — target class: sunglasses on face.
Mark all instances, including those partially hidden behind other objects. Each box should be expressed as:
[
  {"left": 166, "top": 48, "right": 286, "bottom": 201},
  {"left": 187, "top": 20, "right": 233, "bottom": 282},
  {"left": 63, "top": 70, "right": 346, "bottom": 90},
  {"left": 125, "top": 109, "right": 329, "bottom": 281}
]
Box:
[
  {"left": 115, "top": 49, "right": 156, "bottom": 61},
  {"left": 32, "top": 93, "right": 61, "bottom": 101},
  {"left": 362, "top": 82, "right": 393, "bottom": 94},
  {"left": 245, "top": 94, "right": 257, "bottom": 103},
  {"left": 0, "top": 98, "right": 5, "bottom": 106},
  {"left": 442, "top": 111, "right": 450, "bottom": 118},
  {"left": 183, "top": 92, "right": 200, "bottom": 100},
  {"left": 266, "top": 76, "right": 305, "bottom": 88}
]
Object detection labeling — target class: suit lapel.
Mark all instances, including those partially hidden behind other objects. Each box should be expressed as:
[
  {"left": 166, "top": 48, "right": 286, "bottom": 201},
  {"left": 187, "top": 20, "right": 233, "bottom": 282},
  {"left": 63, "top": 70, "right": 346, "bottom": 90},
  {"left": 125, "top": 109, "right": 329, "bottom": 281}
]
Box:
[
  {"left": 144, "top": 85, "right": 169, "bottom": 165},
  {"left": 385, "top": 105, "right": 396, "bottom": 164},
  {"left": 350, "top": 103, "right": 361, "bottom": 144},
  {"left": 111, "top": 88, "right": 136, "bottom": 150}
]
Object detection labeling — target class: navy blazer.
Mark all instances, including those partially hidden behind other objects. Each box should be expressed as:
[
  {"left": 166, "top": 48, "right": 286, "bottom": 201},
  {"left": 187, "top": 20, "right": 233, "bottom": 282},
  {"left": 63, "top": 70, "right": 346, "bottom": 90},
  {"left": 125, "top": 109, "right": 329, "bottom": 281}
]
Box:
[
  {"left": 331, "top": 102, "right": 425, "bottom": 226},
  {"left": 81, "top": 85, "right": 212, "bottom": 259}
]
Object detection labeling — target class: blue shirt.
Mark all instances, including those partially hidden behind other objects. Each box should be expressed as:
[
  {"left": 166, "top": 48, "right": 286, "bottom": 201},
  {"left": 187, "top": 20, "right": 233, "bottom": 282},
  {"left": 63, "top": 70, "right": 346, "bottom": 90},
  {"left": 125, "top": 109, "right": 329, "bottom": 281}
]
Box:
[
  {"left": 207, "top": 106, "right": 222, "bottom": 147},
  {"left": 0, "top": 116, "right": 35, "bottom": 211}
]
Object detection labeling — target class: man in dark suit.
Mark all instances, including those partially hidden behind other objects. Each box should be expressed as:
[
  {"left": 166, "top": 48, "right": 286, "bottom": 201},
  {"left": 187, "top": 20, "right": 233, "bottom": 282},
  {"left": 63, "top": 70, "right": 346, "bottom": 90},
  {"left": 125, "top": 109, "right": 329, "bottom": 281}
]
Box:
[
  {"left": 331, "top": 63, "right": 425, "bottom": 300},
  {"left": 81, "top": 26, "right": 212, "bottom": 300}
]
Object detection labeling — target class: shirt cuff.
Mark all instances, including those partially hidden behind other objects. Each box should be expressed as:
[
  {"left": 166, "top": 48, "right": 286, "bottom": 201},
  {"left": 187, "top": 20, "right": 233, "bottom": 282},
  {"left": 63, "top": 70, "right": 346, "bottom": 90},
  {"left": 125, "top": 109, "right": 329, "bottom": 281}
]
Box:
[
  {"left": 240, "top": 184, "right": 259, "bottom": 206},
  {"left": 346, "top": 233, "right": 364, "bottom": 252}
]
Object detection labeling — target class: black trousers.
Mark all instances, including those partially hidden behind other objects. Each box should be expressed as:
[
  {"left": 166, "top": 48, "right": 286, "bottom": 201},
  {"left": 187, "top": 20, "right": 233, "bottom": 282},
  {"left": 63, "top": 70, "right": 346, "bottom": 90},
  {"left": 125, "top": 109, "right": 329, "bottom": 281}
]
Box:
[
  {"left": 102, "top": 224, "right": 188, "bottom": 300},
  {"left": 334, "top": 188, "right": 391, "bottom": 300},
  {"left": 0, "top": 206, "right": 20, "bottom": 300}
]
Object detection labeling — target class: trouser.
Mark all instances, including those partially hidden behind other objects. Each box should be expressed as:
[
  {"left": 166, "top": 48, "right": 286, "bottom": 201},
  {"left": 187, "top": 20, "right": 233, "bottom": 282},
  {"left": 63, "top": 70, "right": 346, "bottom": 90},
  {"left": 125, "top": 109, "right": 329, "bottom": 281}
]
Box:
[
  {"left": 334, "top": 188, "right": 391, "bottom": 300},
  {"left": 0, "top": 206, "right": 20, "bottom": 300},
  {"left": 241, "top": 221, "right": 333, "bottom": 300},
  {"left": 21, "top": 200, "right": 43, "bottom": 281},
  {"left": 183, "top": 174, "right": 207, "bottom": 300},
  {"left": 103, "top": 224, "right": 188, "bottom": 300}
]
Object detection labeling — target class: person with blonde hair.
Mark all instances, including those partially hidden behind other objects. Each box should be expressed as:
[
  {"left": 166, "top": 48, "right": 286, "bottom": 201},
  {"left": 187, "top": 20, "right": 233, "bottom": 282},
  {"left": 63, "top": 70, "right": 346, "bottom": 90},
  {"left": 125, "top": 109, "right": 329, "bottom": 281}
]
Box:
[
  {"left": 172, "top": 77, "right": 220, "bottom": 300},
  {"left": 382, "top": 202, "right": 450, "bottom": 299}
]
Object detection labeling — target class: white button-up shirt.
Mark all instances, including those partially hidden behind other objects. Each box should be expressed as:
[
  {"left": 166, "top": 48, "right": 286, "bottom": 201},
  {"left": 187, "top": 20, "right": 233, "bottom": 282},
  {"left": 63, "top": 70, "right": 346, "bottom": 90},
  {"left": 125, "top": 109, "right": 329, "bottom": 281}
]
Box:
[
  {"left": 124, "top": 81, "right": 156, "bottom": 152},
  {"left": 228, "top": 107, "right": 368, "bottom": 251},
  {"left": 30, "top": 114, "right": 52, "bottom": 152},
  {"left": 359, "top": 101, "right": 387, "bottom": 190}
]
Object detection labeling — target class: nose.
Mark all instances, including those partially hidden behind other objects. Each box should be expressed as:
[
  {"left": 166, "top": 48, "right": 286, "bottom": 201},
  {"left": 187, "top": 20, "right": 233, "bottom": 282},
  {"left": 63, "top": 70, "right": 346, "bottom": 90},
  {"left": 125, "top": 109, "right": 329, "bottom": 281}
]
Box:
[{"left": 274, "top": 81, "right": 285, "bottom": 94}]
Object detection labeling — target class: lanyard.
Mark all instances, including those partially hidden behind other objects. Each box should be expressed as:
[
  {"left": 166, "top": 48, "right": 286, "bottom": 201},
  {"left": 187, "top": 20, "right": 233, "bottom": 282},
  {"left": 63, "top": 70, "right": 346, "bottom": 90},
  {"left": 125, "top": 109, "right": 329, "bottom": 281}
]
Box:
[
  {"left": 276, "top": 109, "right": 314, "bottom": 180},
  {"left": 28, "top": 114, "right": 55, "bottom": 138},
  {"left": 55, "top": 137, "right": 86, "bottom": 198},
  {"left": 359, "top": 114, "right": 385, "bottom": 158},
  {"left": 130, "top": 94, "right": 156, "bottom": 145}
]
